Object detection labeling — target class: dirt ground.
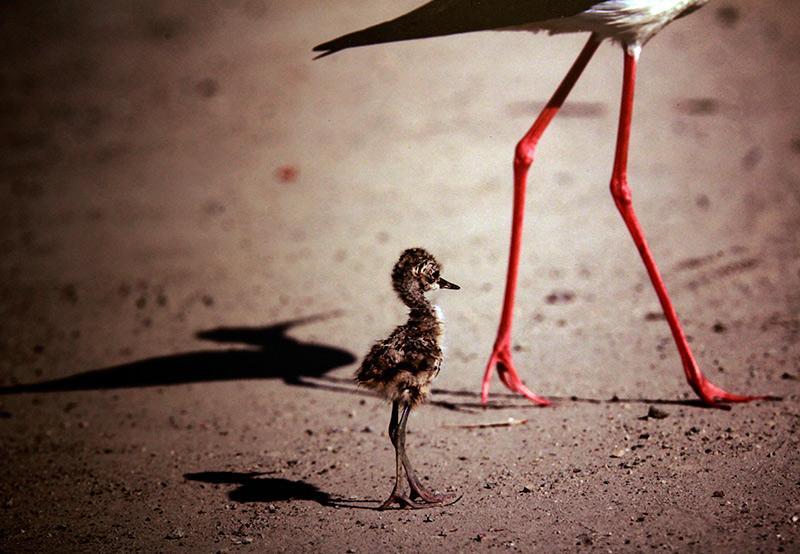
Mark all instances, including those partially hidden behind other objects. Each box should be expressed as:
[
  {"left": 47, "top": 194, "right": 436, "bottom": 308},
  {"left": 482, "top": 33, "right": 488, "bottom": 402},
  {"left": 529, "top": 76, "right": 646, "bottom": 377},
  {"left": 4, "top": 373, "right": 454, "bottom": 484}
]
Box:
[{"left": 1, "top": 1, "right": 799, "bottom": 552}]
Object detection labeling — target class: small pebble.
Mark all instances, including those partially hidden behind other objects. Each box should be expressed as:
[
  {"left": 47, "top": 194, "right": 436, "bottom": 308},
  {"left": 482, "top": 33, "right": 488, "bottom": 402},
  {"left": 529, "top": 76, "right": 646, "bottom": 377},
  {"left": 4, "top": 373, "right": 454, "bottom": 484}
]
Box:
[{"left": 165, "top": 528, "right": 185, "bottom": 540}]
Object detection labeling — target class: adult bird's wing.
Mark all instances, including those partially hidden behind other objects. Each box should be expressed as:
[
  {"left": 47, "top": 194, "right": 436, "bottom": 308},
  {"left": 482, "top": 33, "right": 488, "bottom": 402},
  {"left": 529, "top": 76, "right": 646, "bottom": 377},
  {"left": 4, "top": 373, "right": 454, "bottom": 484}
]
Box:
[{"left": 313, "top": 0, "right": 600, "bottom": 57}]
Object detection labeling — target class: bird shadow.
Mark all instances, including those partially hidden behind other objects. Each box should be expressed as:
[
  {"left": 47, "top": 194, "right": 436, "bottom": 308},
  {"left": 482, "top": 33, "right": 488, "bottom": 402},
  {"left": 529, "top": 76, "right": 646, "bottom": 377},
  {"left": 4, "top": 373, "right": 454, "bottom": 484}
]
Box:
[
  {"left": 183, "top": 471, "right": 372, "bottom": 508},
  {"left": 309, "top": 375, "right": 733, "bottom": 411},
  {"left": 431, "top": 389, "right": 756, "bottom": 412},
  {"left": 0, "top": 313, "right": 356, "bottom": 395},
  {"left": 184, "top": 472, "right": 334, "bottom": 505}
]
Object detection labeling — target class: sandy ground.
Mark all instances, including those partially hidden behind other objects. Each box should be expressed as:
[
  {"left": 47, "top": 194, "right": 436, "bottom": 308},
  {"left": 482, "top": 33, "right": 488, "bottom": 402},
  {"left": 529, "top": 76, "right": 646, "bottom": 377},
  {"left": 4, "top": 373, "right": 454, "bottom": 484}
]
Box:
[{"left": 1, "top": 1, "right": 799, "bottom": 552}]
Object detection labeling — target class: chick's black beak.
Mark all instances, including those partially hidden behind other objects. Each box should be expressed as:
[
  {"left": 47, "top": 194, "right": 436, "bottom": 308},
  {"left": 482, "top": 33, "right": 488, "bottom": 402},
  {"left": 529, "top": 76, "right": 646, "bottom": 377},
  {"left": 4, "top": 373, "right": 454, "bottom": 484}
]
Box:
[{"left": 438, "top": 277, "right": 460, "bottom": 290}]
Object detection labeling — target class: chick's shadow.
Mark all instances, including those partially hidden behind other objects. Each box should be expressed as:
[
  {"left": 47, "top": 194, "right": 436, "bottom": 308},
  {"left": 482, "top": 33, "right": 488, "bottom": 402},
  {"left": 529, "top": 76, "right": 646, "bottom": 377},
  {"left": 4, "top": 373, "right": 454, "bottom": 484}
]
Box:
[
  {"left": 0, "top": 314, "right": 356, "bottom": 394},
  {"left": 184, "top": 471, "right": 376, "bottom": 509},
  {"left": 184, "top": 472, "right": 333, "bottom": 505}
]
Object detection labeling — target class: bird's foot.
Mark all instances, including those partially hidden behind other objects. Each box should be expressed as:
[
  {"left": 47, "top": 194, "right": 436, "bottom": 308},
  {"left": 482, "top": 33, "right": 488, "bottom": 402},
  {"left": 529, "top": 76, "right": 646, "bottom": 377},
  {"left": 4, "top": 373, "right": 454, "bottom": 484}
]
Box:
[
  {"left": 482, "top": 340, "right": 551, "bottom": 406},
  {"left": 377, "top": 472, "right": 459, "bottom": 510},
  {"left": 377, "top": 490, "right": 460, "bottom": 511},
  {"left": 407, "top": 473, "right": 459, "bottom": 505},
  {"left": 377, "top": 491, "right": 427, "bottom": 510},
  {"left": 692, "top": 377, "right": 775, "bottom": 409}
]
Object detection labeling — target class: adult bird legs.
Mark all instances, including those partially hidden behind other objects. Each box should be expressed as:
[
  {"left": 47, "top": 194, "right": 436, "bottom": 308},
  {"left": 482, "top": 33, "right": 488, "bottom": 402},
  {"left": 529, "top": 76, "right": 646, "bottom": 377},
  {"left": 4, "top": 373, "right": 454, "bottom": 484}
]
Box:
[{"left": 315, "top": 0, "right": 773, "bottom": 408}]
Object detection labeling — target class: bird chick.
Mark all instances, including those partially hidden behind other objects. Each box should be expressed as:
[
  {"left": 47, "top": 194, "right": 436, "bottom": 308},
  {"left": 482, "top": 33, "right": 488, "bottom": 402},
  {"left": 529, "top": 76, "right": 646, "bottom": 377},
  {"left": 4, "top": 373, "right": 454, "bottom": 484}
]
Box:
[{"left": 357, "top": 247, "right": 459, "bottom": 509}]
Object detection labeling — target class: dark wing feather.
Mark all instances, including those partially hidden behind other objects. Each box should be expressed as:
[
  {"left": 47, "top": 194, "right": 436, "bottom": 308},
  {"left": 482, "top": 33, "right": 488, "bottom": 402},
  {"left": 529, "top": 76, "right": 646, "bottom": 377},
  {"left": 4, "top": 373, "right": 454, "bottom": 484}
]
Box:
[{"left": 314, "top": 0, "right": 600, "bottom": 57}]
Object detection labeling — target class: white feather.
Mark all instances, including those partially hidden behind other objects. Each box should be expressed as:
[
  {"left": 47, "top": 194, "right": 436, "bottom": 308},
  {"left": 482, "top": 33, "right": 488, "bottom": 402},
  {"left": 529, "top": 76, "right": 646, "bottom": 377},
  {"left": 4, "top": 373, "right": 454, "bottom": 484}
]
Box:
[{"left": 517, "top": 0, "right": 710, "bottom": 48}]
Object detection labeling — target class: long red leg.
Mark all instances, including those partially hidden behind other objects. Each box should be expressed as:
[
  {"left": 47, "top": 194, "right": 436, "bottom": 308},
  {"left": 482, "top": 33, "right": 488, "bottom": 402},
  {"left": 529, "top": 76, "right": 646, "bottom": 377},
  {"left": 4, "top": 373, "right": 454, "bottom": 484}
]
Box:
[
  {"left": 610, "top": 47, "right": 768, "bottom": 407},
  {"left": 482, "top": 34, "right": 602, "bottom": 405}
]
